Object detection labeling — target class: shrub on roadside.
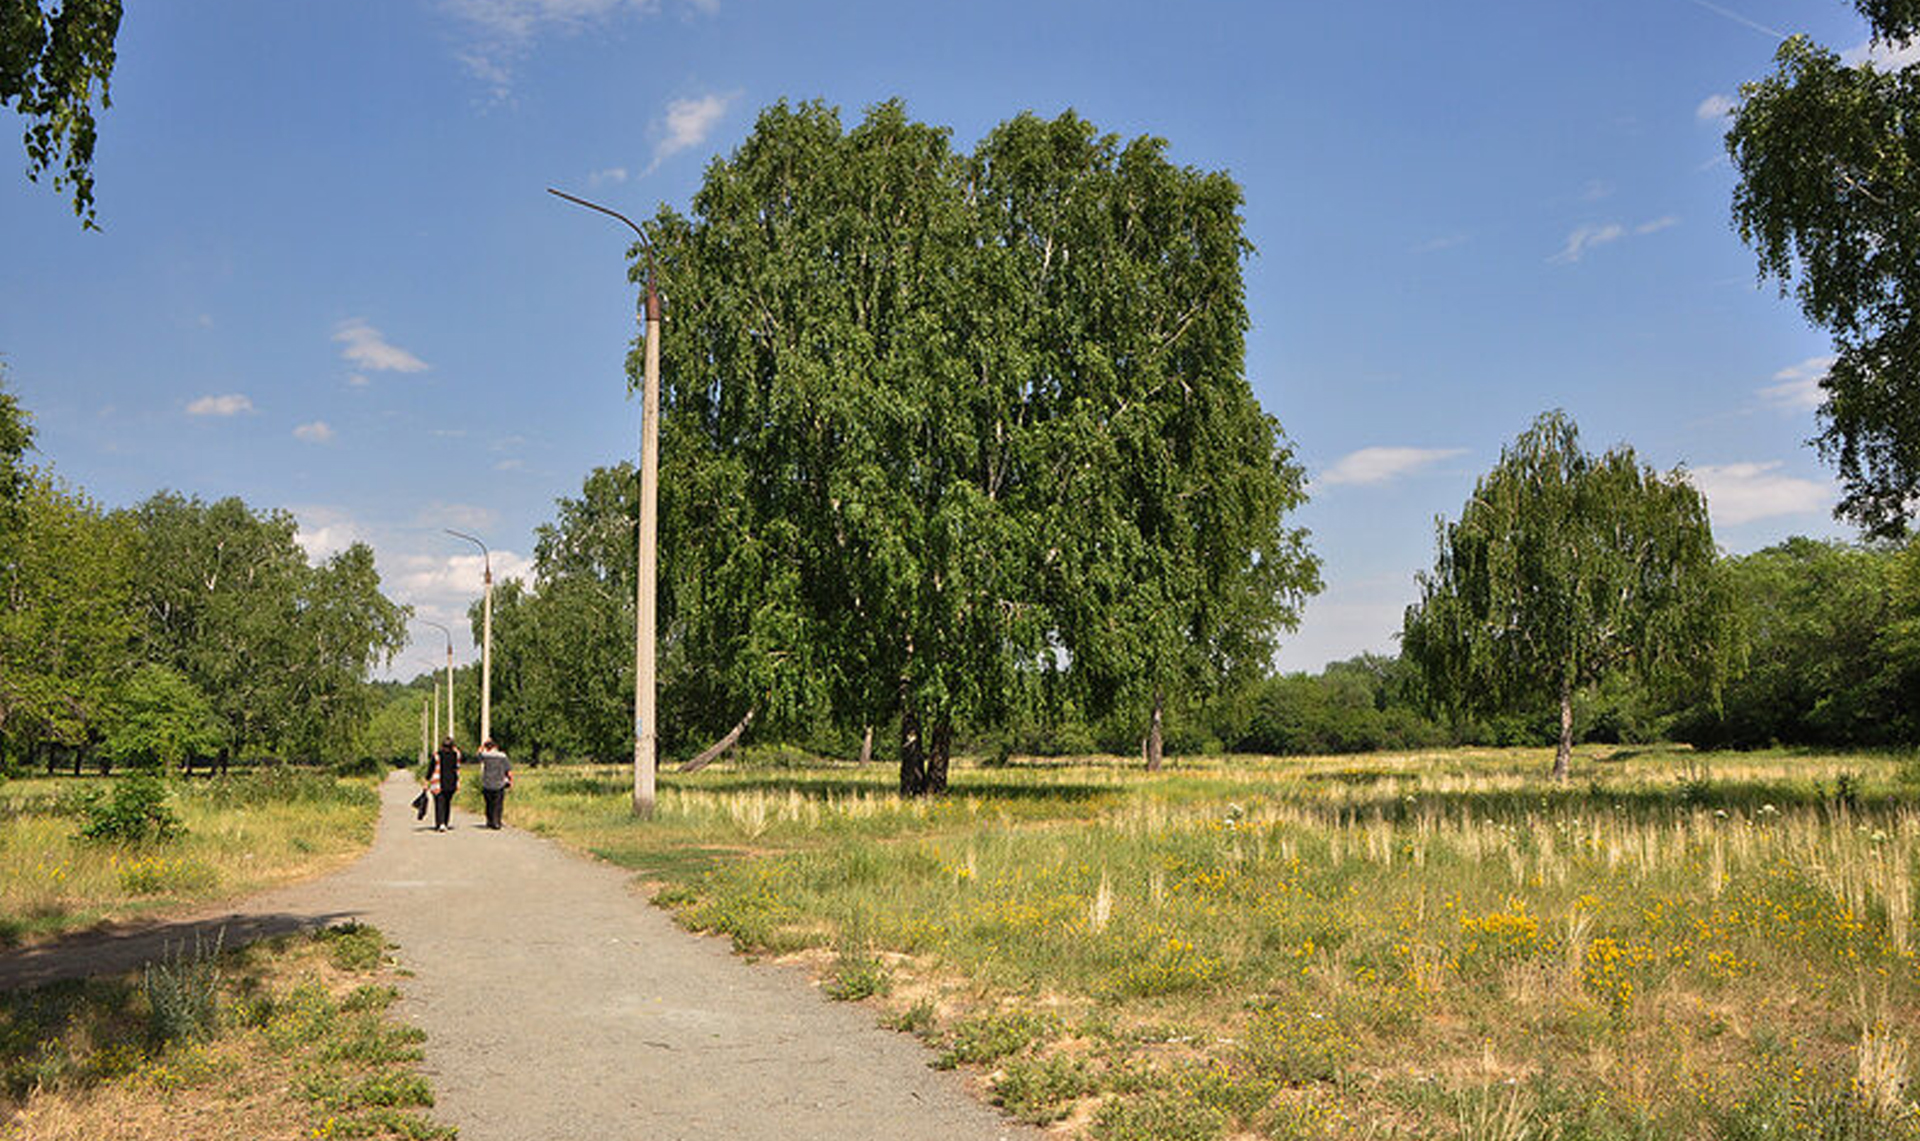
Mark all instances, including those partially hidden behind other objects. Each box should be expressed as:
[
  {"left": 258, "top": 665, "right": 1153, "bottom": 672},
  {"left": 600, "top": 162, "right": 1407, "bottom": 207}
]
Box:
[{"left": 76, "top": 772, "right": 184, "bottom": 844}]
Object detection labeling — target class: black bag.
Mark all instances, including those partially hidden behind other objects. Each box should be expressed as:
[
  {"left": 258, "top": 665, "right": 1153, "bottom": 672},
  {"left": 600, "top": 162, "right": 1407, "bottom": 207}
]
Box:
[{"left": 412, "top": 789, "right": 429, "bottom": 819}]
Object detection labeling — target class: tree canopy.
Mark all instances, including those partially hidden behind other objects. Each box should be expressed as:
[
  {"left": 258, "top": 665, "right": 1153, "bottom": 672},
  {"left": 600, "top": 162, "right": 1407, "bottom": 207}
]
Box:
[
  {"left": 639, "top": 100, "right": 1318, "bottom": 793},
  {"left": 1401, "top": 411, "right": 1739, "bottom": 779},
  {"left": 0, "top": 0, "right": 121, "bottom": 227},
  {"left": 122, "top": 492, "right": 408, "bottom": 761},
  {"left": 98, "top": 663, "right": 220, "bottom": 770},
  {"left": 0, "top": 470, "right": 133, "bottom": 753},
  {"left": 1726, "top": 7, "right": 1920, "bottom": 536}
]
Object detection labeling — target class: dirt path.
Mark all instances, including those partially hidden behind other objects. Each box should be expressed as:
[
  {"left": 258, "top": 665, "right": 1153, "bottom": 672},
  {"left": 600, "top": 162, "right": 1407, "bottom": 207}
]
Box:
[{"left": 2, "top": 773, "right": 1037, "bottom": 1141}]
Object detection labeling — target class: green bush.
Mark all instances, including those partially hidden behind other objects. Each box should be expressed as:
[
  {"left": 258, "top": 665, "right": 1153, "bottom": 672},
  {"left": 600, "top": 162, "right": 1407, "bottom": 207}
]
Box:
[{"left": 77, "top": 772, "right": 184, "bottom": 844}]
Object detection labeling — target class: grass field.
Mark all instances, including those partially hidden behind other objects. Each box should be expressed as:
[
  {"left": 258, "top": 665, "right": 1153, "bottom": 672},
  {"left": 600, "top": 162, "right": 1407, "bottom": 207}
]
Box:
[
  {"left": 509, "top": 746, "right": 1920, "bottom": 1140},
  {"left": 0, "top": 922, "right": 450, "bottom": 1140},
  {"left": 0, "top": 770, "right": 380, "bottom": 946}
]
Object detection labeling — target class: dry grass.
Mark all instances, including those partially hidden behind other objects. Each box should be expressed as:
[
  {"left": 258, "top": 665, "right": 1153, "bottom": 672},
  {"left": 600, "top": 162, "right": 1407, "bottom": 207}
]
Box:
[
  {"left": 0, "top": 923, "right": 448, "bottom": 1141},
  {"left": 515, "top": 745, "right": 1920, "bottom": 1139},
  {"left": 0, "top": 772, "right": 379, "bottom": 945}
]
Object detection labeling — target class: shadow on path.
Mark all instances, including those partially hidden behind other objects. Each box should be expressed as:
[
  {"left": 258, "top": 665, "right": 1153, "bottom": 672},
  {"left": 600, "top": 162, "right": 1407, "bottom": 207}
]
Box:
[{"left": 0, "top": 908, "right": 360, "bottom": 992}]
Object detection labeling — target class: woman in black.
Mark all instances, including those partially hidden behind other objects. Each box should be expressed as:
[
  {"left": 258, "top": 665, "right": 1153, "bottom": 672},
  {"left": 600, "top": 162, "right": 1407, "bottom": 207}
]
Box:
[{"left": 428, "top": 736, "right": 462, "bottom": 831}]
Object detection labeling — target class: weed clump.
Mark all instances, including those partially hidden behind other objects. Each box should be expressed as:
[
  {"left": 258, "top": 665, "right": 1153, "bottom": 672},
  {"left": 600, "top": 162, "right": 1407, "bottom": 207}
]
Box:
[{"left": 142, "top": 930, "right": 223, "bottom": 1043}]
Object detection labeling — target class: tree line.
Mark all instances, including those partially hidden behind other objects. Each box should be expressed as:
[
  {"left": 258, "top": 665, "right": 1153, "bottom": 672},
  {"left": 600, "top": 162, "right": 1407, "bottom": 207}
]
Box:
[{"left": 0, "top": 377, "right": 409, "bottom": 773}]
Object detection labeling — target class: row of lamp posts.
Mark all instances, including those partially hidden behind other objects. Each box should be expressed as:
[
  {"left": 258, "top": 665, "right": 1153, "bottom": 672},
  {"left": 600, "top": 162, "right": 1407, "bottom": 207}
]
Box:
[{"left": 407, "top": 187, "right": 658, "bottom": 818}]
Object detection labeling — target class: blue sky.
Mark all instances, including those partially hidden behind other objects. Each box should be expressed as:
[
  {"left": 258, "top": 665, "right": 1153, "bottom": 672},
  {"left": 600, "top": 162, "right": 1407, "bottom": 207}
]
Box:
[{"left": 3, "top": 0, "right": 1913, "bottom": 679}]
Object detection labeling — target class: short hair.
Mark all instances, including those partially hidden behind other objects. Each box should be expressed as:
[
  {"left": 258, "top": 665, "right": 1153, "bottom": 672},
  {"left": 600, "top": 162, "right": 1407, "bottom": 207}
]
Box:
[
  {"left": 482, "top": 738, "right": 496, "bottom": 750},
  {"left": 441, "top": 737, "right": 455, "bottom": 749}
]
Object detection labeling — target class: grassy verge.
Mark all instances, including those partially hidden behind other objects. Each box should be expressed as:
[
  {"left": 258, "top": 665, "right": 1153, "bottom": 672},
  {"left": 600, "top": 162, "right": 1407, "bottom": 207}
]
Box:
[
  {"left": 0, "top": 770, "right": 380, "bottom": 945},
  {"left": 0, "top": 922, "right": 451, "bottom": 1140},
  {"left": 511, "top": 747, "right": 1920, "bottom": 1139}
]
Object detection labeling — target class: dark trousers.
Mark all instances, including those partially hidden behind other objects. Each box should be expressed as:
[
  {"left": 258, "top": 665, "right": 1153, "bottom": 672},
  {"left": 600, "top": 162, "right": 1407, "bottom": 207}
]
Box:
[
  {"left": 482, "top": 786, "right": 506, "bottom": 829},
  {"left": 433, "top": 788, "right": 456, "bottom": 828}
]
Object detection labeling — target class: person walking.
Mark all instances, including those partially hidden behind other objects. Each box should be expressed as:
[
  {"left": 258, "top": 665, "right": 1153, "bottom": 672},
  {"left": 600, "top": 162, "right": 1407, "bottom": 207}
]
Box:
[
  {"left": 428, "top": 736, "right": 462, "bottom": 832},
  {"left": 476, "top": 738, "right": 512, "bottom": 830}
]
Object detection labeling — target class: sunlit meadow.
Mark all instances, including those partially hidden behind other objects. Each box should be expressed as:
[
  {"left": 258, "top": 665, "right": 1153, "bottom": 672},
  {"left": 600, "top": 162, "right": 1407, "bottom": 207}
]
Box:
[
  {"left": 0, "top": 772, "right": 378, "bottom": 945},
  {"left": 512, "top": 747, "right": 1920, "bottom": 1139}
]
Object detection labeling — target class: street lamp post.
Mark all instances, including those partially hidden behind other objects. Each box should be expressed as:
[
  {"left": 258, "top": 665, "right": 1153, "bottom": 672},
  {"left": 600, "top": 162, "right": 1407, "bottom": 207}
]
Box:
[
  {"left": 447, "top": 529, "right": 493, "bottom": 745},
  {"left": 549, "top": 186, "right": 660, "bottom": 820},
  {"left": 418, "top": 620, "right": 455, "bottom": 746},
  {"left": 415, "top": 659, "right": 442, "bottom": 748}
]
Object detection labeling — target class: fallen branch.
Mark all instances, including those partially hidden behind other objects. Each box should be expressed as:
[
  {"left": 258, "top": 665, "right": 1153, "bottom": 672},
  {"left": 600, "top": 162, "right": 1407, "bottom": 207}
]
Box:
[{"left": 678, "top": 708, "right": 755, "bottom": 773}]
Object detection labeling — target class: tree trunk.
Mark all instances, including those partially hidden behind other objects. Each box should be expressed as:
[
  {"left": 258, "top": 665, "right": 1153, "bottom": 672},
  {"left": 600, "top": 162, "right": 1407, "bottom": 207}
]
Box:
[
  {"left": 899, "top": 701, "right": 927, "bottom": 797},
  {"left": 1144, "top": 689, "right": 1165, "bottom": 772},
  {"left": 926, "top": 717, "right": 952, "bottom": 795},
  {"left": 678, "top": 708, "right": 755, "bottom": 773},
  {"left": 1553, "top": 681, "right": 1573, "bottom": 782},
  {"left": 857, "top": 725, "right": 873, "bottom": 766}
]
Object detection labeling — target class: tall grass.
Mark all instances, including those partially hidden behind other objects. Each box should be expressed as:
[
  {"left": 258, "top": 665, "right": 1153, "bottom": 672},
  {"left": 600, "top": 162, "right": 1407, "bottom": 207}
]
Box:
[
  {"left": 517, "top": 747, "right": 1920, "bottom": 1139},
  {"left": 0, "top": 771, "right": 378, "bottom": 944}
]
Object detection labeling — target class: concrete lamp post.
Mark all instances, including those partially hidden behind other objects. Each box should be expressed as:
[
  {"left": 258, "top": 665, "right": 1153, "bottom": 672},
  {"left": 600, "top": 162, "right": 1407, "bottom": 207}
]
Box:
[
  {"left": 417, "top": 620, "right": 455, "bottom": 747},
  {"left": 549, "top": 185, "right": 662, "bottom": 820},
  {"left": 446, "top": 529, "right": 493, "bottom": 746},
  {"left": 415, "top": 658, "right": 443, "bottom": 752}
]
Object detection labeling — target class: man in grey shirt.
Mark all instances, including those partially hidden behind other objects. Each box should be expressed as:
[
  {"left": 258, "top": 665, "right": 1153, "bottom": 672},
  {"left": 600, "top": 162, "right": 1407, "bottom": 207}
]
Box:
[{"left": 476, "top": 739, "right": 513, "bottom": 830}]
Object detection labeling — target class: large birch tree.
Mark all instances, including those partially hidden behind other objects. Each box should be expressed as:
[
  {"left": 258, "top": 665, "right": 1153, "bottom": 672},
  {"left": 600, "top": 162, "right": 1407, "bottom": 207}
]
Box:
[
  {"left": 1401, "top": 411, "right": 1738, "bottom": 780},
  {"left": 639, "top": 100, "right": 1318, "bottom": 794}
]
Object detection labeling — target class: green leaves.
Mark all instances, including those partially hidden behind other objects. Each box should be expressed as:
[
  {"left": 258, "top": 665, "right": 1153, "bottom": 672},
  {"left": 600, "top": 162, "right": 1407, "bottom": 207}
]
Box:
[
  {"left": 1, "top": 0, "right": 122, "bottom": 227},
  {"left": 122, "top": 492, "right": 408, "bottom": 761},
  {"left": 1402, "top": 411, "right": 1737, "bottom": 775},
  {"left": 0, "top": 469, "right": 134, "bottom": 749},
  {"left": 639, "top": 100, "right": 1317, "bottom": 788},
  {"left": 1727, "top": 29, "right": 1920, "bottom": 536},
  {"left": 99, "top": 663, "right": 220, "bottom": 770}
]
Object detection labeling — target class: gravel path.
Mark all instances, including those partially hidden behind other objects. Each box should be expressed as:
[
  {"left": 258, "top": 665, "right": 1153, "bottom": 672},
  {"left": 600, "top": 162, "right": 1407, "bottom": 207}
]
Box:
[{"left": 2, "top": 773, "right": 1038, "bottom": 1141}]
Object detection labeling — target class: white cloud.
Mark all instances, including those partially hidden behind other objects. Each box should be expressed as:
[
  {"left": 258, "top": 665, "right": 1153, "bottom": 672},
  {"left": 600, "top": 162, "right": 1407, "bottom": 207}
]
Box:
[
  {"left": 186, "top": 393, "right": 255, "bottom": 417},
  {"left": 294, "top": 421, "right": 336, "bottom": 444},
  {"left": 1688, "top": 462, "right": 1832, "bottom": 526},
  {"left": 495, "top": 458, "right": 527, "bottom": 472},
  {"left": 347, "top": 373, "right": 371, "bottom": 388},
  {"left": 293, "top": 507, "right": 365, "bottom": 561},
  {"left": 649, "top": 92, "right": 736, "bottom": 172},
  {"left": 1551, "top": 223, "right": 1625, "bottom": 263},
  {"left": 334, "top": 319, "right": 429, "bottom": 375},
  {"left": 1759, "top": 355, "right": 1834, "bottom": 411},
  {"left": 1695, "top": 93, "right": 1736, "bottom": 122},
  {"left": 1578, "top": 179, "right": 1615, "bottom": 203},
  {"left": 443, "top": 0, "right": 716, "bottom": 96},
  {"left": 415, "top": 502, "right": 500, "bottom": 533},
  {"left": 1410, "top": 233, "right": 1469, "bottom": 254},
  {"left": 394, "top": 548, "right": 537, "bottom": 637},
  {"left": 1842, "top": 37, "right": 1920, "bottom": 70},
  {"left": 588, "top": 166, "right": 629, "bottom": 187},
  {"left": 1317, "top": 446, "right": 1467, "bottom": 487},
  {"left": 1550, "top": 216, "right": 1677, "bottom": 263}
]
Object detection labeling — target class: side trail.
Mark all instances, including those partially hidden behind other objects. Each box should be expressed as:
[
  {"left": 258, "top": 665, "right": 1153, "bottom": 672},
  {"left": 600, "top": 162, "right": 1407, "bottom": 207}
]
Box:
[{"left": 1, "top": 773, "right": 1036, "bottom": 1141}]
